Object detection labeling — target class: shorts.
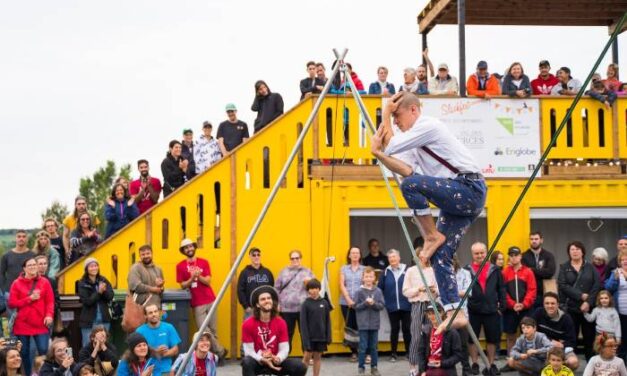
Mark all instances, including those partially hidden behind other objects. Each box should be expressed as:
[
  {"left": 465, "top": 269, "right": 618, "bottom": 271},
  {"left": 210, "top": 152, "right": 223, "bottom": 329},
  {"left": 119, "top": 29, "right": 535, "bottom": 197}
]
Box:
[
  {"left": 517, "top": 357, "right": 545, "bottom": 373},
  {"left": 305, "top": 341, "right": 327, "bottom": 353},
  {"left": 503, "top": 309, "right": 530, "bottom": 334},
  {"left": 469, "top": 312, "right": 501, "bottom": 344}
]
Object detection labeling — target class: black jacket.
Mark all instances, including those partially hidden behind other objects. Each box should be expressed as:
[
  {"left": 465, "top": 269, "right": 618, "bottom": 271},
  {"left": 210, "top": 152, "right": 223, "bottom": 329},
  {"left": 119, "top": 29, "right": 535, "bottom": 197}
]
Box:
[
  {"left": 521, "top": 248, "right": 556, "bottom": 299},
  {"left": 236, "top": 264, "right": 274, "bottom": 308},
  {"left": 417, "top": 324, "right": 462, "bottom": 376},
  {"left": 40, "top": 360, "right": 80, "bottom": 376},
  {"left": 78, "top": 341, "right": 119, "bottom": 371},
  {"left": 251, "top": 92, "right": 284, "bottom": 133},
  {"left": 465, "top": 263, "right": 506, "bottom": 315},
  {"left": 300, "top": 297, "right": 332, "bottom": 348},
  {"left": 532, "top": 307, "right": 577, "bottom": 349},
  {"left": 181, "top": 142, "right": 196, "bottom": 179},
  {"left": 557, "top": 261, "right": 600, "bottom": 315},
  {"left": 77, "top": 274, "right": 114, "bottom": 328},
  {"left": 501, "top": 74, "right": 532, "bottom": 97},
  {"left": 161, "top": 153, "right": 189, "bottom": 197},
  {"left": 299, "top": 77, "right": 326, "bottom": 99}
]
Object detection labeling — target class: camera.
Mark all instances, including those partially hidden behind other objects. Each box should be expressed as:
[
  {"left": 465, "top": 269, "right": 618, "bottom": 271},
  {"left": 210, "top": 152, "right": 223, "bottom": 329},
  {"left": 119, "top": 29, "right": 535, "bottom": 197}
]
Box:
[{"left": 4, "top": 337, "right": 18, "bottom": 349}]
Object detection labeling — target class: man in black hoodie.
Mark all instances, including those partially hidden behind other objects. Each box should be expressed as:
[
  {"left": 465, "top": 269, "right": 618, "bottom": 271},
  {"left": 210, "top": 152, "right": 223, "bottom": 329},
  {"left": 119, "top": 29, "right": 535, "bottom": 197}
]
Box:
[
  {"left": 251, "top": 80, "right": 284, "bottom": 134},
  {"left": 521, "top": 231, "right": 556, "bottom": 308},
  {"left": 237, "top": 247, "right": 275, "bottom": 319}
]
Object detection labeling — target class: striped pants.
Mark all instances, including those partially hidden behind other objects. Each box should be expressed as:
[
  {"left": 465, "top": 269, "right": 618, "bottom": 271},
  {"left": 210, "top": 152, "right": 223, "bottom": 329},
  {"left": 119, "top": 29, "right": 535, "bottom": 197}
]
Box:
[{"left": 408, "top": 301, "right": 429, "bottom": 366}]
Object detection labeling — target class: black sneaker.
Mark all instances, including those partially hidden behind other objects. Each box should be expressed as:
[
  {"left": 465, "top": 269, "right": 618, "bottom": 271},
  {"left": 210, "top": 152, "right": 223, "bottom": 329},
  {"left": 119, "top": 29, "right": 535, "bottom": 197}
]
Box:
[
  {"left": 462, "top": 365, "right": 473, "bottom": 376},
  {"left": 490, "top": 364, "right": 500, "bottom": 376},
  {"left": 471, "top": 363, "right": 480, "bottom": 375}
]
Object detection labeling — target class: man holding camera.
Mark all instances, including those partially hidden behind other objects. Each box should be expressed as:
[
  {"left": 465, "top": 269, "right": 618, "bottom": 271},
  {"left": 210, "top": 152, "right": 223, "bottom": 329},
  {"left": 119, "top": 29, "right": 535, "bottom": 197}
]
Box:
[{"left": 129, "top": 159, "right": 162, "bottom": 215}]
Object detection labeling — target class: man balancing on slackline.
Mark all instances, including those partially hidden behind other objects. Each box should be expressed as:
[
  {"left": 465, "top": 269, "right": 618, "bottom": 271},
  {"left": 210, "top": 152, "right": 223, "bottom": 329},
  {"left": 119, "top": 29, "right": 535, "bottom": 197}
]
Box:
[{"left": 370, "top": 91, "right": 487, "bottom": 332}]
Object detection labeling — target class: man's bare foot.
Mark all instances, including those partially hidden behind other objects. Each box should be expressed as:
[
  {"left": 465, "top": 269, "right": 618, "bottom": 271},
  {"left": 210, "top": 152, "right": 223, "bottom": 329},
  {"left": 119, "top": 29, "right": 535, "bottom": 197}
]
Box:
[
  {"left": 419, "top": 231, "right": 446, "bottom": 263},
  {"left": 435, "top": 310, "right": 468, "bottom": 335}
]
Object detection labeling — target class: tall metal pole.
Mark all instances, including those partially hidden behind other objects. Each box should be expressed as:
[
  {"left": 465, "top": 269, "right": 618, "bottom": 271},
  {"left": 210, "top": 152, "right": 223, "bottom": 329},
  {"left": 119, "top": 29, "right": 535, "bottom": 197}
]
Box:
[
  {"left": 174, "top": 49, "right": 348, "bottom": 376},
  {"left": 458, "top": 0, "right": 467, "bottom": 97},
  {"left": 612, "top": 38, "right": 619, "bottom": 65}
]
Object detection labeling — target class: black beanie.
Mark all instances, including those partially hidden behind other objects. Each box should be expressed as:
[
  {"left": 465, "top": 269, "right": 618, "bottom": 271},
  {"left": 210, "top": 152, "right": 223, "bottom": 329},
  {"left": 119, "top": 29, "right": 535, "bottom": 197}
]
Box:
[{"left": 126, "top": 332, "right": 147, "bottom": 351}]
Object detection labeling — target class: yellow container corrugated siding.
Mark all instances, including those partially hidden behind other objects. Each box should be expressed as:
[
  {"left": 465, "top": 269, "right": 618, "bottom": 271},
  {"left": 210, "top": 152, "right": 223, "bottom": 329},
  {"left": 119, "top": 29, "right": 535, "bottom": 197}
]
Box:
[{"left": 58, "top": 96, "right": 627, "bottom": 356}]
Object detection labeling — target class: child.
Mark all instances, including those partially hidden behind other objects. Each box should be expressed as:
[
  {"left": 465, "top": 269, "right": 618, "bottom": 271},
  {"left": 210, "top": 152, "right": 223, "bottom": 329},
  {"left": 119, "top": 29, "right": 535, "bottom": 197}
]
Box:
[
  {"left": 417, "top": 302, "right": 462, "bottom": 376},
  {"left": 507, "top": 316, "right": 553, "bottom": 375},
  {"left": 76, "top": 364, "right": 97, "bottom": 376},
  {"left": 583, "top": 333, "right": 627, "bottom": 375},
  {"left": 586, "top": 80, "right": 618, "bottom": 109},
  {"left": 584, "top": 290, "right": 622, "bottom": 342},
  {"left": 354, "top": 266, "right": 385, "bottom": 376},
  {"left": 300, "top": 278, "right": 331, "bottom": 376},
  {"left": 541, "top": 347, "right": 574, "bottom": 376}
]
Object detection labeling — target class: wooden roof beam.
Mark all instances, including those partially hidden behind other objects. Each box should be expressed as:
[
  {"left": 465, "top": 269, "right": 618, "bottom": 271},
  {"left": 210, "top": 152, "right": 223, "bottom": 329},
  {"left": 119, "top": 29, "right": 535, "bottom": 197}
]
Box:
[
  {"left": 609, "top": 17, "right": 627, "bottom": 35},
  {"left": 418, "top": 0, "right": 455, "bottom": 34}
]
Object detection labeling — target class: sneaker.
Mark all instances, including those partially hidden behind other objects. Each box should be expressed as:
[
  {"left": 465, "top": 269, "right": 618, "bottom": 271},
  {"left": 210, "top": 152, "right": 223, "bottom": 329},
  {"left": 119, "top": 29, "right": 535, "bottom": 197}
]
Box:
[
  {"left": 462, "top": 365, "right": 473, "bottom": 376},
  {"left": 371, "top": 368, "right": 381, "bottom": 376},
  {"left": 389, "top": 354, "right": 397, "bottom": 362},
  {"left": 358, "top": 368, "right": 366, "bottom": 375},
  {"left": 409, "top": 371, "right": 418, "bottom": 376},
  {"left": 499, "top": 364, "right": 514, "bottom": 373},
  {"left": 490, "top": 364, "right": 501, "bottom": 376},
  {"left": 471, "top": 363, "right": 480, "bottom": 375},
  {"left": 481, "top": 367, "right": 490, "bottom": 376},
  {"left": 365, "top": 355, "right": 371, "bottom": 364},
  {"left": 350, "top": 353, "right": 358, "bottom": 363}
]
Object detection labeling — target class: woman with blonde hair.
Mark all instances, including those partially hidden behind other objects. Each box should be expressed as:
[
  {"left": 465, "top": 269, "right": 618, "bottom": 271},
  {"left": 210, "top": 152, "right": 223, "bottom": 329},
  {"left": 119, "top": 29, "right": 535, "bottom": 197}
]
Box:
[{"left": 33, "top": 231, "right": 61, "bottom": 281}]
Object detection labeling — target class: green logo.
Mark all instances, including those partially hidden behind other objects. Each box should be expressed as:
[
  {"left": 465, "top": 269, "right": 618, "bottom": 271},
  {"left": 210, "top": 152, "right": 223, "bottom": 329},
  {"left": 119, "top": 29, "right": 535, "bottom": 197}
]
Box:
[
  {"left": 497, "top": 166, "right": 525, "bottom": 172},
  {"left": 497, "top": 117, "right": 514, "bottom": 135}
]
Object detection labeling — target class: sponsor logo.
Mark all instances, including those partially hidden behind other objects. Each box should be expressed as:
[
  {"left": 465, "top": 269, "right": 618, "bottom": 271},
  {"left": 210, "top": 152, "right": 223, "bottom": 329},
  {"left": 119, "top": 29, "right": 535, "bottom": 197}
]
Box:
[
  {"left": 497, "top": 117, "right": 514, "bottom": 134},
  {"left": 494, "top": 147, "right": 503, "bottom": 156},
  {"left": 455, "top": 130, "right": 485, "bottom": 148},
  {"left": 505, "top": 147, "right": 536, "bottom": 157},
  {"left": 497, "top": 166, "right": 525, "bottom": 172},
  {"left": 481, "top": 164, "right": 496, "bottom": 174}
]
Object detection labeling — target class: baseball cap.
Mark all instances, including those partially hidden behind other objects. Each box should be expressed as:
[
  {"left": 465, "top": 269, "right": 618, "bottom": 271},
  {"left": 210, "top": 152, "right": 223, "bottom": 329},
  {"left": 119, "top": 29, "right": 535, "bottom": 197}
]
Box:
[
  {"left": 477, "top": 60, "right": 488, "bottom": 69},
  {"left": 438, "top": 63, "right": 449, "bottom": 71},
  {"left": 539, "top": 60, "right": 550, "bottom": 67},
  {"left": 202, "top": 121, "right": 212, "bottom": 129},
  {"left": 225, "top": 103, "right": 237, "bottom": 112},
  {"left": 182, "top": 128, "right": 193, "bottom": 135},
  {"left": 508, "top": 246, "right": 522, "bottom": 256},
  {"left": 426, "top": 302, "right": 444, "bottom": 312}
]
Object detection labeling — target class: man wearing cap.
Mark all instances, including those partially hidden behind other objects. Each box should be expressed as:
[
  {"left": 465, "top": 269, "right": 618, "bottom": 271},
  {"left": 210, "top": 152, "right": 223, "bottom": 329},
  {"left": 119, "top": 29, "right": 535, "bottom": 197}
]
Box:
[
  {"left": 128, "top": 244, "right": 164, "bottom": 306},
  {"left": 193, "top": 121, "right": 222, "bottom": 175},
  {"left": 237, "top": 248, "right": 274, "bottom": 320},
  {"left": 428, "top": 63, "right": 459, "bottom": 95},
  {"left": 417, "top": 302, "right": 463, "bottom": 376},
  {"left": 129, "top": 159, "right": 162, "bottom": 215},
  {"left": 241, "top": 286, "right": 307, "bottom": 376},
  {"left": 217, "top": 103, "right": 249, "bottom": 156},
  {"left": 501, "top": 246, "right": 537, "bottom": 362},
  {"left": 136, "top": 303, "right": 182, "bottom": 376},
  {"left": 531, "top": 60, "right": 560, "bottom": 95},
  {"left": 175, "top": 239, "right": 225, "bottom": 358},
  {"left": 467, "top": 61, "right": 501, "bottom": 98},
  {"left": 550, "top": 67, "right": 582, "bottom": 96},
  {"left": 521, "top": 231, "right": 556, "bottom": 308},
  {"left": 171, "top": 331, "right": 218, "bottom": 376},
  {"left": 181, "top": 129, "right": 196, "bottom": 179}
]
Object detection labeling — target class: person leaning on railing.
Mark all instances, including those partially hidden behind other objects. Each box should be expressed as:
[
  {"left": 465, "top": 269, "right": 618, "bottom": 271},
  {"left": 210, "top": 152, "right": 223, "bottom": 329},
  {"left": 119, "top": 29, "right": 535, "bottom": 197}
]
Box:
[{"left": 501, "top": 62, "right": 532, "bottom": 98}]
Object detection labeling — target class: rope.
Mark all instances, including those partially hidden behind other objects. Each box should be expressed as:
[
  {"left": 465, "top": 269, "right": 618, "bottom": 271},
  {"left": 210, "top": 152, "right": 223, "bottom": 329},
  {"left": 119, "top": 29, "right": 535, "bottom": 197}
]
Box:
[{"left": 446, "top": 11, "right": 627, "bottom": 330}]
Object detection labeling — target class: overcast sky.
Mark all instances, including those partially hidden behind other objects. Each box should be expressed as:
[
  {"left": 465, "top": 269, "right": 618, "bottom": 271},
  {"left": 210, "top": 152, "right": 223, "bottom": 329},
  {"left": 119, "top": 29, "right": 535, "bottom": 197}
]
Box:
[{"left": 1, "top": 1, "right": 625, "bottom": 228}]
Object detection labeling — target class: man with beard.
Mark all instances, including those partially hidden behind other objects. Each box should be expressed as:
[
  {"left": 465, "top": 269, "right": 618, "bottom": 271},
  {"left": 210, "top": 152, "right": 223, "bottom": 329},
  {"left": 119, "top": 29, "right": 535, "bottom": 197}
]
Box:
[
  {"left": 176, "top": 239, "right": 226, "bottom": 359},
  {"left": 521, "top": 231, "right": 556, "bottom": 308},
  {"left": 43, "top": 218, "right": 67, "bottom": 269},
  {"left": 129, "top": 159, "right": 162, "bottom": 214},
  {"left": 531, "top": 60, "right": 560, "bottom": 95},
  {"left": 241, "top": 286, "right": 307, "bottom": 376},
  {"left": 128, "top": 244, "right": 164, "bottom": 306},
  {"left": 62, "top": 196, "right": 100, "bottom": 253},
  {"left": 0, "top": 230, "right": 35, "bottom": 329},
  {"left": 136, "top": 303, "right": 181, "bottom": 376}
]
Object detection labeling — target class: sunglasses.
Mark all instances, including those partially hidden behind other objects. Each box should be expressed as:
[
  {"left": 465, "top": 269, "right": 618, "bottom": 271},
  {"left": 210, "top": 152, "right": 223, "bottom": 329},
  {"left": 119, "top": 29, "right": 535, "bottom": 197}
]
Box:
[
  {"left": 251, "top": 253, "right": 261, "bottom": 257},
  {"left": 290, "top": 257, "right": 301, "bottom": 260},
  {"left": 80, "top": 218, "right": 91, "bottom": 222}
]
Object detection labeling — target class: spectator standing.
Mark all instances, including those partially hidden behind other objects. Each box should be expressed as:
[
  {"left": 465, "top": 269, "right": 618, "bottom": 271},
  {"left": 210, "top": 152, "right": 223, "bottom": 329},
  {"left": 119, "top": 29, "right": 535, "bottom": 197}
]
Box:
[
  {"left": 354, "top": 267, "right": 385, "bottom": 376},
  {"left": 465, "top": 242, "right": 505, "bottom": 376},
  {"left": 161, "top": 140, "right": 189, "bottom": 198},
  {"left": 416, "top": 302, "right": 463, "bottom": 376},
  {"left": 128, "top": 244, "right": 164, "bottom": 306},
  {"left": 603, "top": 250, "right": 627, "bottom": 361},
  {"left": 421, "top": 48, "right": 436, "bottom": 80},
  {"left": 531, "top": 60, "right": 560, "bottom": 95},
  {"left": 43, "top": 218, "right": 66, "bottom": 269},
  {"left": 117, "top": 333, "right": 155, "bottom": 376},
  {"left": 368, "top": 66, "right": 396, "bottom": 96},
  {"left": 592, "top": 247, "right": 610, "bottom": 285},
  {"left": 300, "top": 279, "right": 331, "bottom": 376},
  {"left": 237, "top": 248, "right": 274, "bottom": 320},
  {"left": 8, "top": 257, "right": 54, "bottom": 376},
  {"left": 175, "top": 239, "right": 225, "bottom": 358},
  {"left": 506, "top": 317, "right": 553, "bottom": 375},
  {"left": 274, "top": 250, "right": 313, "bottom": 353},
  {"left": 330, "top": 62, "right": 366, "bottom": 94},
  {"left": 541, "top": 347, "right": 575, "bottom": 376},
  {"left": 170, "top": 331, "right": 218, "bottom": 376},
  {"left": 77, "top": 326, "right": 119, "bottom": 376},
  {"left": 129, "top": 159, "right": 162, "bottom": 215},
  {"left": 467, "top": 60, "right": 501, "bottom": 97},
  {"left": 399, "top": 68, "right": 428, "bottom": 95},
  {"left": 603, "top": 63, "right": 622, "bottom": 92},
  {"left": 70, "top": 212, "right": 102, "bottom": 259},
  {"left": 550, "top": 67, "right": 582, "bottom": 96},
  {"left": 316, "top": 63, "right": 327, "bottom": 83},
  {"left": 77, "top": 258, "right": 114, "bottom": 345},
  {"left": 605, "top": 236, "right": 627, "bottom": 272},
  {"left": 587, "top": 80, "right": 618, "bottom": 109},
  {"left": 501, "top": 62, "right": 532, "bottom": 98},
  {"left": 35, "top": 255, "right": 61, "bottom": 336},
  {"left": 584, "top": 290, "right": 621, "bottom": 341},
  {"left": 181, "top": 129, "right": 196, "bottom": 179},
  {"left": 33, "top": 231, "right": 61, "bottom": 282},
  {"left": 217, "top": 104, "right": 249, "bottom": 155},
  {"left": 491, "top": 250, "right": 505, "bottom": 270},
  {"left": 300, "top": 61, "right": 325, "bottom": 99},
  {"left": 583, "top": 333, "right": 627, "bottom": 376},
  {"left": 251, "top": 80, "right": 284, "bottom": 133},
  {"left": 0, "top": 231, "right": 35, "bottom": 322},
  {"left": 362, "top": 239, "right": 388, "bottom": 271},
  {"left": 136, "top": 304, "right": 181, "bottom": 376},
  {"left": 453, "top": 255, "right": 472, "bottom": 376},
  {"left": 39, "top": 338, "right": 79, "bottom": 376},
  {"left": 428, "top": 63, "right": 459, "bottom": 95},
  {"left": 62, "top": 196, "right": 100, "bottom": 254},
  {"left": 378, "top": 249, "right": 411, "bottom": 362},
  {"left": 416, "top": 64, "right": 430, "bottom": 87},
  {"left": 241, "top": 286, "right": 307, "bottom": 376},
  {"left": 557, "top": 240, "right": 600, "bottom": 360},
  {"left": 193, "top": 122, "right": 222, "bottom": 175},
  {"left": 522, "top": 231, "right": 556, "bottom": 308},
  {"left": 104, "top": 183, "right": 139, "bottom": 239},
  {"left": 339, "top": 247, "right": 365, "bottom": 361}
]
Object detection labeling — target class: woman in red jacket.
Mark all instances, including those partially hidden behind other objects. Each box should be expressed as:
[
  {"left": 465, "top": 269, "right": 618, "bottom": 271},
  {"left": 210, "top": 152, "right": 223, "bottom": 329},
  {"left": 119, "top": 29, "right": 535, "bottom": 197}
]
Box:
[{"left": 8, "top": 257, "right": 55, "bottom": 376}]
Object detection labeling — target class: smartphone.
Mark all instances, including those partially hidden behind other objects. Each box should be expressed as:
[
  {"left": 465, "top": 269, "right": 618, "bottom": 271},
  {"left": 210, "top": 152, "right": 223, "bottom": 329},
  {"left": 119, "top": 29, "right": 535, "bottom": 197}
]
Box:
[{"left": 65, "top": 347, "right": 73, "bottom": 358}]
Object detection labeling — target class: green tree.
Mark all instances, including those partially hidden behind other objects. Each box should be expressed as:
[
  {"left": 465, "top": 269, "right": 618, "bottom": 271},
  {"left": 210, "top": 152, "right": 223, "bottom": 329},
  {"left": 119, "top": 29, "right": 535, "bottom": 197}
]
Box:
[
  {"left": 41, "top": 200, "right": 70, "bottom": 225},
  {"left": 79, "top": 160, "right": 131, "bottom": 233}
]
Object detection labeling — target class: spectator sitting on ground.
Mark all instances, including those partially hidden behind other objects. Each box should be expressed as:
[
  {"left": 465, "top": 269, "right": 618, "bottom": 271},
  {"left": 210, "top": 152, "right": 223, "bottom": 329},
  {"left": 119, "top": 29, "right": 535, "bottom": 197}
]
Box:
[
  {"left": 39, "top": 338, "right": 79, "bottom": 376},
  {"left": 129, "top": 159, "right": 162, "bottom": 215},
  {"left": 77, "top": 258, "right": 114, "bottom": 346},
  {"left": 77, "top": 326, "right": 119, "bottom": 376},
  {"left": 603, "top": 63, "right": 622, "bottom": 92},
  {"left": 541, "top": 347, "right": 574, "bottom": 376},
  {"left": 70, "top": 212, "right": 102, "bottom": 259},
  {"left": 417, "top": 302, "right": 463, "bottom": 376},
  {"left": 300, "top": 61, "right": 325, "bottom": 99},
  {"left": 136, "top": 304, "right": 181, "bottom": 376},
  {"left": 34, "top": 230, "right": 61, "bottom": 282},
  {"left": 550, "top": 67, "right": 582, "bottom": 96},
  {"left": 531, "top": 60, "right": 561, "bottom": 95},
  {"left": 502, "top": 62, "right": 532, "bottom": 98},
  {"left": 181, "top": 129, "right": 196, "bottom": 179},
  {"left": 467, "top": 60, "right": 501, "bottom": 98},
  {"left": 399, "top": 67, "right": 428, "bottom": 95},
  {"left": 43, "top": 217, "right": 66, "bottom": 270},
  {"left": 428, "top": 63, "right": 459, "bottom": 95},
  {"left": 506, "top": 316, "right": 553, "bottom": 375},
  {"left": 104, "top": 183, "right": 139, "bottom": 239},
  {"left": 368, "top": 66, "right": 396, "bottom": 96},
  {"left": 316, "top": 62, "right": 327, "bottom": 84},
  {"left": 251, "top": 80, "right": 284, "bottom": 134},
  {"left": 170, "top": 331, "right": 218, "bottom": 376},
  {"left": 193, "top": 122, "right": 222, "bottom": 175},
  {"left": 117, "top": 333, "right": 154, "bottom": 376},
  {"left": 216, "top": 103, "right": 249, "bottom": 155},
  {"left": 586, "top": 79, "right": 618, "bottom": 109},
  {"left": 161, "top": 140, "right": 189, "bottom": 198},
  {"left": 0, "top": 348, "right": 24, "bottom": 376},
  {"left": 583, "top": 333, "right": 627, "bottom": 375}
]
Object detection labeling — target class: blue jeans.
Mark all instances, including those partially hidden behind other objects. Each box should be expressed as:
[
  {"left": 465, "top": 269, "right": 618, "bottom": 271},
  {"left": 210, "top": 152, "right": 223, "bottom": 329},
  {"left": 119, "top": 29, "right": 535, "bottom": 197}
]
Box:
[
  {"left": 358, "top": 329, "right": 378, "bottom": 369},
  {"left": 401, "top": 174, "right": 487, "bottom": 309},
  {"left": 17, "top": 333, "right": 49, "bottom": 375}
]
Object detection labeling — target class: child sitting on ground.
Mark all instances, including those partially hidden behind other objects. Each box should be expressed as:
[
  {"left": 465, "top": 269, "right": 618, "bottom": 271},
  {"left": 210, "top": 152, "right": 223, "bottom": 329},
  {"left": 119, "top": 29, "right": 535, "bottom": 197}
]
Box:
[
  {"left": 584, "top": 289, "right": 621, "bottom": 342},
  {"left": 507, "top": 316, "right": 553, "bottom": 375},
  {"left": 300, "top": 278, "right": 331, "bottom": 376},
  {"left": 586, "top": 79, "right": 618, "bottom": 109},
  {"left": 170, "top": 331, "right": 218, "bottom": 376},
  {"left": 583, "top": 333, "right": 627, "bottom": 375},
  {"left": 354, "top": 266, "right": 385, "bottom": 376},
  {"left": 541, "top": 347, "right": 574, "bottom": 376},
  {"left": 417, "top": 302, "right": 463, "bottom": 376}
]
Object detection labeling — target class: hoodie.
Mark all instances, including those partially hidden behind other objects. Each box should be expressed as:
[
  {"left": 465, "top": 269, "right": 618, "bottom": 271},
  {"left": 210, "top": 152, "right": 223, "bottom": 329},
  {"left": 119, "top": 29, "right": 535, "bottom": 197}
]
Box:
[
  {"left": 531, "top": 73, "right": 560, "bottom": 95},
  {"left": 466, "top": 73, "right": 501, "bottom": 97},
  {"left": 236, "top": 264, "right": 274, "bottom": 308},
  {"left": 353, "top": 285, "right": 385, "bottom": 330},
  {"left": 251, "top": 80, "right": 284, "bottom": 133}
]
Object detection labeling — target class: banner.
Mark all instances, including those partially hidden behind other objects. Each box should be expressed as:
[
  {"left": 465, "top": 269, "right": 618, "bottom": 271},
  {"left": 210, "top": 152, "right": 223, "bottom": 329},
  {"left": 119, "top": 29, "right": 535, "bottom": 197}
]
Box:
[{"left": 407, "top": 98, "right": 541, "bottom": 178}]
